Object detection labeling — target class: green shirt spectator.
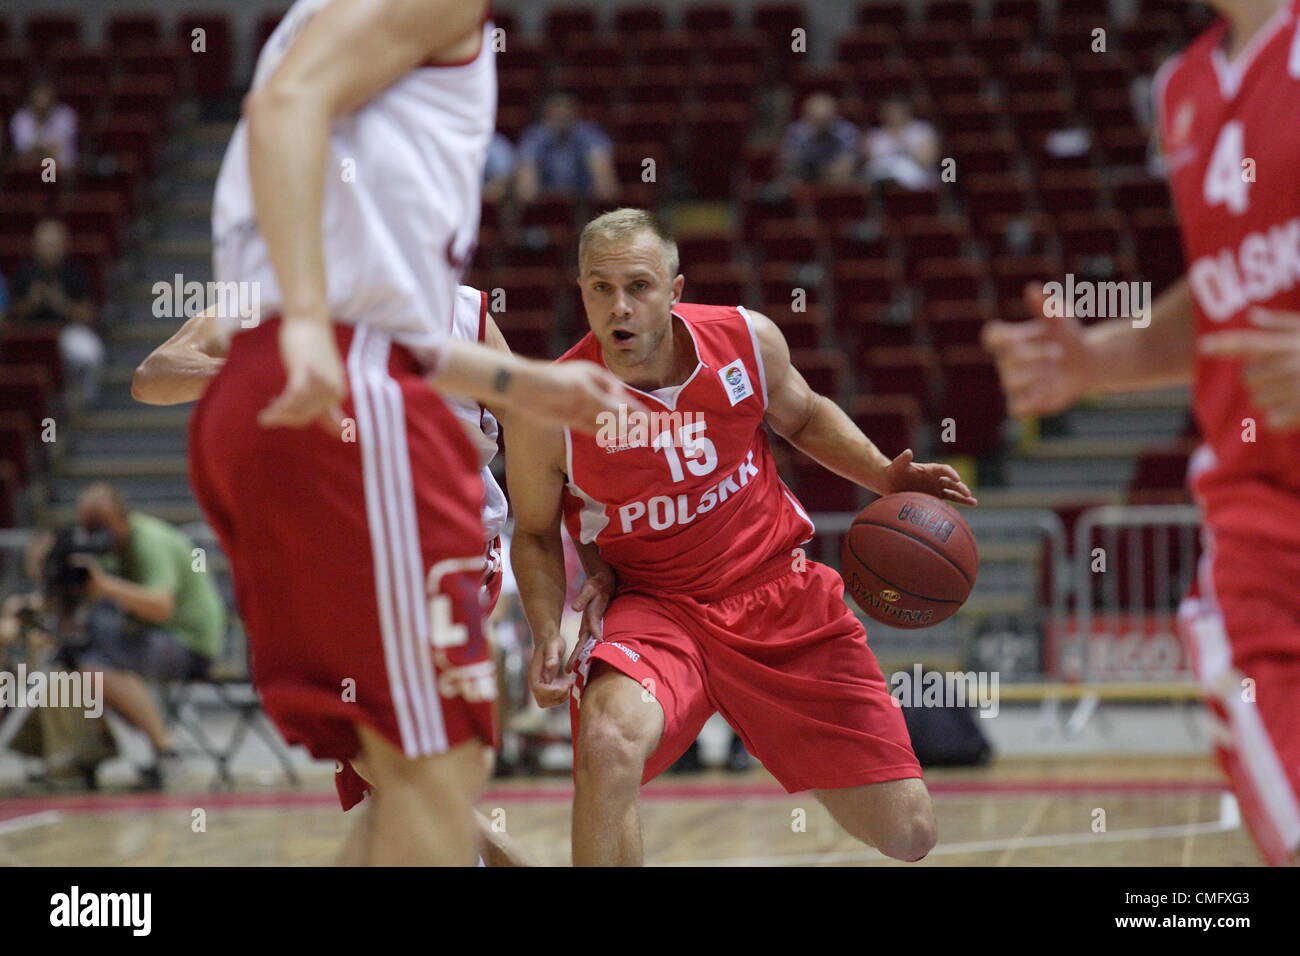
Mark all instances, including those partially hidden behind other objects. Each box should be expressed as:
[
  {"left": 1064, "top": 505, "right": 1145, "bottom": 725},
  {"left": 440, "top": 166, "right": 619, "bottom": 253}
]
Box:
[{"left": 118, "top": 512, "right": 225, "bottom": 661}]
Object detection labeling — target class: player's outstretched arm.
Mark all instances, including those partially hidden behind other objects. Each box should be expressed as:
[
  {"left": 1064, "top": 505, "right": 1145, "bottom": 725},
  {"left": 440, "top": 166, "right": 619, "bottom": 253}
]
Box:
[
  {"left": 982, "top": 277, "right": 1195, "bottom": 418},
  {"left": 506, "top": 418, "right": 576, "bottom": 708},
  {"left": 429, "top": 340, "right": 644, "bottom": 435},
  {"left": 132, "top": 306, "right": 228, "bottom": 405},
  {"left": 754, "top": 309, "right": 977, "bottom": 506}
]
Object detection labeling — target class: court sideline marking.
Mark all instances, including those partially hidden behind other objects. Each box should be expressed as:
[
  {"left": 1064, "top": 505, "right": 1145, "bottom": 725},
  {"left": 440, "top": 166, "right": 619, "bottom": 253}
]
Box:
[{"left": 669, "top": 794, "right": 1243, "bottom": 867}]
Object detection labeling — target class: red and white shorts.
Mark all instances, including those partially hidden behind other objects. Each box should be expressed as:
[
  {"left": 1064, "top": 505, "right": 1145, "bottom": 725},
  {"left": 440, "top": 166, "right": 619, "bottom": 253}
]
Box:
[
  {"left": 570, "top": 560, "right": 922, "bottom": 793},
  {"left": 189, "top": 318, "right": 498, "bottom": 788},
  {"left": 1178, "top": 527, "right": 1300, "bottom": 866}
]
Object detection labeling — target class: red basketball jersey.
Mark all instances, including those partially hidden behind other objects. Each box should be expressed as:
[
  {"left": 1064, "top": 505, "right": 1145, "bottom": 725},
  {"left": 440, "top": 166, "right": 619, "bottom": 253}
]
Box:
[
  {"left": 559, "top": 304, "right": 815, "bottom": 597},
  {"left": 1156, "top": 0, "right": 1300, "bottom": 543}
]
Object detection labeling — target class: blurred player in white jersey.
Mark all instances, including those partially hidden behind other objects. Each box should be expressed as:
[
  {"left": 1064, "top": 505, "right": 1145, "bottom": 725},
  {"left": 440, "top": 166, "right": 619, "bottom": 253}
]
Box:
[{"left": 185, "top": 0, "right": 633, "bottom": 866}]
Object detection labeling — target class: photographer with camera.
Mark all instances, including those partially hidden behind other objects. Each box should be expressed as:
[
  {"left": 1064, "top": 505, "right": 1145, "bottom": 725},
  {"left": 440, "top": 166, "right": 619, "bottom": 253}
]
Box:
[{"left": 1, "top": 482, "right": 226, "bottom": 789}]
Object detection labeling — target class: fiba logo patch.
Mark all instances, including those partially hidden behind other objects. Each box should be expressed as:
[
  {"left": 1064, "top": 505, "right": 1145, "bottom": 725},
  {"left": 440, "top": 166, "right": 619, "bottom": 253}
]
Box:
[
  {"left": 880, "top": 589, "right": 901, "bottom": 603},
  {"left": 719, "top": 360, "right": 754, "bottom": 406}
]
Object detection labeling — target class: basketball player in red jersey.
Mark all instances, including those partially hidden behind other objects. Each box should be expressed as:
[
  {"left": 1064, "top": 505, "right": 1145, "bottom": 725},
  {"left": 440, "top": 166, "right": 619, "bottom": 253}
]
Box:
[
  {"left": 508, "top": 209, "right": 977, "bottom": 866},
  {"left": 984, "top": 0, "right": 1300, "bottom": 866},
  {"left": 189, "top": 0, "right": 634, "bottom": 866}
]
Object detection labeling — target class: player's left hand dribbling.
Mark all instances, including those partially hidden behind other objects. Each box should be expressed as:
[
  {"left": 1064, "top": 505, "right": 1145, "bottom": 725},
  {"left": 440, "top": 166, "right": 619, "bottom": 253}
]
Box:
[
  {"left": 882, "top": 449, "right": 978, "bottom": 506},
  {"left": 259, "top": 318, "right": 348, "bottom": 434},
  {"left": 1199, "top": 308, "right": 1300, "bottom": 431}
]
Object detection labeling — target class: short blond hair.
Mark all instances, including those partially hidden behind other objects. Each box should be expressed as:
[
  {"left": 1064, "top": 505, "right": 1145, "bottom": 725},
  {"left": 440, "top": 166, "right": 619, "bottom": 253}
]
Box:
[{"left": 578, "top": 207, "right": 679, "bottom": 278}]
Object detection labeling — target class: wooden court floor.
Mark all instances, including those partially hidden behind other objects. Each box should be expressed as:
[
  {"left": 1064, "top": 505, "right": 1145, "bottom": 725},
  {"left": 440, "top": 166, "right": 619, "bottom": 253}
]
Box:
[{"left": 0, "top": 755, "right": 1260, "bottom": 866}]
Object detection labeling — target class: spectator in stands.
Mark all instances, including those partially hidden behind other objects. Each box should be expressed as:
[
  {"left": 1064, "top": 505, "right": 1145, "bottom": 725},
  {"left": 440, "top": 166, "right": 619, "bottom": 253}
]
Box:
[
  {"left": 7, "top": 219, "right": 103, "bottom": 408},
  {"left": 514, "top": 92, "right": 617, "bottom": 204},
  {"left": 484, "top": 131, "right": 517, "bottom": 204},
  {"left": 72, "top": 483, "right": 225, "bottom": 788},
  {"left": 863, "top": 95, "right": 940, "bottom": 192},
  {"left": 779, "top": 92, "right": 862, "bottom": 185},
  {"left": 9, "top": 78, "right": 78, "bottom": 171}
]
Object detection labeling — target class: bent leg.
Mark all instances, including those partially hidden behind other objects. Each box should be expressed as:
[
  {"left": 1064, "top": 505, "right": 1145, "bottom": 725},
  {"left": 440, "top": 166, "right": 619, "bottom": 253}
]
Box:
[
  {"left": 572, "top": 663, "right": 665, "bottom": 866},
  {"left": 814, "top": 777, "right": 937, "bottom": 862}
]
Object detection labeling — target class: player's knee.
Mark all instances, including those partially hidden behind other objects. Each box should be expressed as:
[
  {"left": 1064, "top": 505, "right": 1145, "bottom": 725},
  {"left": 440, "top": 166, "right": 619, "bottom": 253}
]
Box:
[
  {"left": 575, "top": 706, "right": 655, "bottom": 781},
  {"left": 874, "top": 811, "right": 937, "bottom": 862}
]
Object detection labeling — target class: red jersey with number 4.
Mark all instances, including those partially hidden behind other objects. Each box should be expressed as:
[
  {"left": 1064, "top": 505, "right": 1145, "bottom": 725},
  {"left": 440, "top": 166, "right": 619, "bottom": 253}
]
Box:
[
  {"left": 1156, "top": 0, "right": 1300, "bottom": 545},
  {"left": 559, "top": 304, "right": 815, "bottom": 598}
]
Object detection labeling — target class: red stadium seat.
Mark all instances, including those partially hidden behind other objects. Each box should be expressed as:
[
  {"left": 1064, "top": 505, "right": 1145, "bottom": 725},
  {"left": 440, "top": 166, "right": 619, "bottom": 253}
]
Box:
[
  {"left": 108, "top": 75, "right": 175, "bottom": 117},
  {"left": 544, "top": 7, "right": 598, "bottom": 45},
  {"left": 851, "top": 395, "right": 922, "bottom": 459},
  {"left": 683, "top": 5, "right": 735, "bottom": 33},
  {"left": 489, "top": 269, "right": 562, "bottom": 314},
  {"left": 0, "top": 461, "right": 20, "bottom": 528},
  {"left": 741, "top": 142, "right": 780, "bottom": 185},
  {"left": 897, "top": 215, "right": 971, "bottom": 276},
  {"left": 1048, "top": 15, "right": 1110, "bottom": 56},
  {"left": 1131, "top": 209, "right": 1185, "bottom": 294},
  {"left": 1113, "top": 171, "right": 1174, "bottom": 211},
  {"left": 0, "top": 412, "right": 37, "bottom": 485},
  {"left": 922, "top": 57, "right": 988, "bottom": 99},
  {"left": 991, "top": 0, "right": 1041, "bottom": 22},
  {"left": 900, "top": 22, "right": 966, "bottom": 62},
  {"left": 948, "top": 131, "right": 1018, "bottom": 176},
  {"left": 757, "top": 220, "right": 823, "bottom": 266},
  {"left": 1128, "top": 442, "right": 1195, "bottom": 504},
  {"left": 67, "top": 234, "right": 111, "bottom": 304},
  {"left": 177, "top": 13, "right": 233, "bottom": 96},
  {"left": 964, "top": 172, "right": 1034, "bottom": 227},
  {"left": 881, "top": 187, "right": 941, "bottom": 220},
  {"left": 979, "top": 212, "right": 1057, "bottom": 255},
  {"left": 612, "top": 7, "right": 665, "bottom": 40},
  {"left": 624, "top": 66, "right": 689, "bottom": 108},
  {"left": 991, "top": 255, "right": 1066, "bottom": 303},
  {"left": 936, "top": 346, "right": 1006, "bottom": 455},
  {"left": 925, "top": 0, "right": 977, "bottom": 25},
  {"left": 497, "top": 37, "right": 545, "bottom": 82},
  {"left": 1039, "top": 168, "right": 1104, "bottom": 213},
  {"left": 1057, "top": 210, "right": 1128, "bottom": 263},
  {"left": 683, "top": 103, "right": 750, "bottom": 198},
  {"left": 741, "top": 191, "right": 803, "bottom": 234},
  {"left": 694, "top": 62, "right": 761, "bottom": 104},
  {"left": 1007, "top": 92, "right": 1074, "bottom": 141},
  {"left": 832, "top": 259, "right": 905, "bottom": 321},
  {"left": 1082, "top": 88, "right": 1139, "bottom": 130},
  {"left": 838, "top": 26, "right": 899, "bottom": 65},
  {"left": 56, "top": 190, "right": 128, "bottom": 256},
  {"left": 92, "top": 113, "right": 162, "bottom": 178},
  {"left": 766, "top": 305, "right": 826, "bottom": 350},
  {"left": 25, "top": 14, "right": 80, "bottom": 56},
  {"left": 1070, "top": 51, "right": 1137, "bottom": 97},
  {"left": 50, "top": 46, "right": 112, "bottom": 84},
  {"left": 790, "top": 64, "right": 855, "bottom": 103},
  {"left": 1058, "top": 0, "right": 1112, "bottom": 17},
  {"left": 518, "top": 194, "right": 579, "bottom": 232},
  {"left": 678, "top": 231, "right": 740, "bottom": 267},
  {"left": 686, "top": 263, "right": 753, "bottom": 305},
  {"left": 968, "top": 19, "right": 1033, "bottom": 70},
  {"left": 863, "top": 346, "right": 937, "bottom": 415},
  {"left": 632, "top": 32, "right": 695, "bottom": 68},
  {"left": 0, "top": 364, "right": 55, "bottom": 434},
  {"left": 0, "top": 324, "right": 63, "bottom": 394},
  {"left": 1099, "top": 127, "right": 1152, "bottom": 167},
  {"left": 856, "top": 1, "right": 911, "bottom": 29},
  {"left": 0, "top": 193, "right": 51, "bottom": 241},
  {"left": 752, "top": 4, "right": 805, "bottom": 51},
  {"left": 1004, "top": 54, "right": 1068, "bottom": 94},
  {"left": 563, "top": 35, "right": 621, "bottom": 70},
  {"left": 108, "top": 12, "right": 162, "bottom": 45},
  {"left": 613, "top": 140, "right": 671, "bottom": 195},
  {"left": 925, "top": 300, "right": 996, "bottom": 349},
  {"left": 759, "top": 260, "right": 823, "bottom": 312},
  {"left": 916, "top": 258, "right": 987, "bottom": 303},
  {"left": 790, "top": 349, "right": 847, "bottom": 399},
  {"left": 553, "top": 66, "right": 617, "bottom": 113},
  {"left": 494, "top": 312, "right": 555, "bottom": 360},
  {"left": 936, "top": 95, "right": 1004, "bottom": 136},
  {"left": 809, "top": 185, "right": 872, "bottom": 231}
]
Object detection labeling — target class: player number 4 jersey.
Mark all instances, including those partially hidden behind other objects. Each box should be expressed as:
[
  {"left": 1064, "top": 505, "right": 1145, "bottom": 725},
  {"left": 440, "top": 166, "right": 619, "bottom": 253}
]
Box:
[
  {"left": 1156, "top": 0, "right": 1300, "bottom": 543},
  {"left": 560, "top": 304, "right": 815, "bottom": 598}
]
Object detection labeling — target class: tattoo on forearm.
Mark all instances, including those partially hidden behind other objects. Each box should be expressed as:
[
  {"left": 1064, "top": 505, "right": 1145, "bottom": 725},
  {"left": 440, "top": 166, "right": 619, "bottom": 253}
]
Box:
[{"left": 492, "top": 367, "right": 512, "bottom": 395}]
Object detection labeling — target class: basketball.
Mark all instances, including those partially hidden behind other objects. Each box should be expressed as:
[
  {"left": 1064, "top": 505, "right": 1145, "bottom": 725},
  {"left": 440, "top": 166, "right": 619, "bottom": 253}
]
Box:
[{"left": 841, "top": 492, "right": 978, "bottom": 630}]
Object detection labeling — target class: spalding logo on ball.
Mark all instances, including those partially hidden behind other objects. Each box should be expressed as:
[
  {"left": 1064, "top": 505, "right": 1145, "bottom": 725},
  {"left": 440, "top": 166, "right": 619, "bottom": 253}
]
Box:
[{"left": 840, "top": 492, "right": 978, "bottom": 629}]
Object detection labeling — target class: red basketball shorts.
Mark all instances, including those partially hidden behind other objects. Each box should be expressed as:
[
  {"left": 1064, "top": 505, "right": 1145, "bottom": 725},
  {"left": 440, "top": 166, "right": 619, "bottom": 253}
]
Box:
[
  {"left": 1178, "top": 526, "right": 1300, "bottom": 866},
  {"left": 570, "top": 559, "right": 922, "bottom": 792},
  {"left": 189, "top": 319, "right": 498, "bottom": 781}
]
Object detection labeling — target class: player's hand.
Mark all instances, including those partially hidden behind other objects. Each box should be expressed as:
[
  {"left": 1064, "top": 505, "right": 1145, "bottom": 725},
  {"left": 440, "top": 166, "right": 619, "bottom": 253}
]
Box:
[
  {"left": 529, "top": 632, "right": 574, "bottom": 708},
  {"left": 881, "top": 449, "right": 978, "bottom": 506},
  {"left": 566, "top": 568, "right": 615, "bottom": 672},
  {"left": 981, "top": 283, "right": 1098, "bottom": 418},
  {"left": 1199, "top": 308, "right": 1300, "bottom": 431},
  {"left": 259, "top": 318, "right": 347, "bottom": 435},
  {"left": 510, "top": 360, "right": 648, "bottom": 435}
]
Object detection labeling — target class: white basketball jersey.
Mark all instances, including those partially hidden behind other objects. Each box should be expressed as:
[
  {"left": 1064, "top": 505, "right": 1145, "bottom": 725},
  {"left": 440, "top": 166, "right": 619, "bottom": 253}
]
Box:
[
  {"left": 211, "top": 0, "right": 495, "bottom": 361},
  {"left": 449, "top": 285, "right": 507, "bottom": 544}
]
